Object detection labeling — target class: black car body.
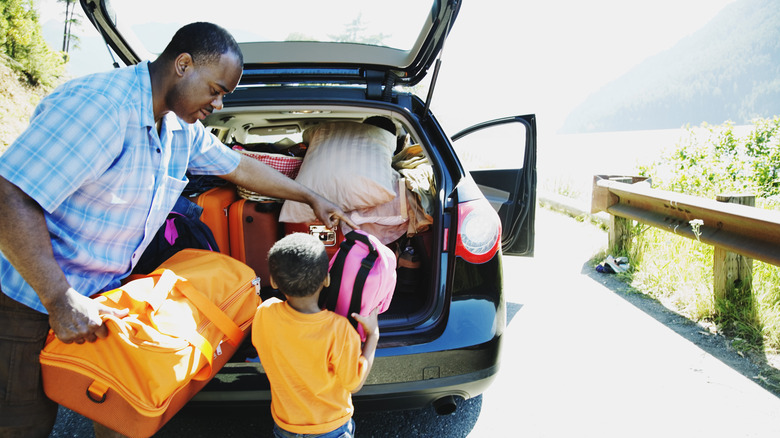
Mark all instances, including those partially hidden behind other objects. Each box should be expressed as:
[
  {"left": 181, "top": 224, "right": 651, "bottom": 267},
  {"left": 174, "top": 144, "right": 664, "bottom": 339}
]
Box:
[{"left": 81, "top": 0, "right": 537, "bottom": 414}]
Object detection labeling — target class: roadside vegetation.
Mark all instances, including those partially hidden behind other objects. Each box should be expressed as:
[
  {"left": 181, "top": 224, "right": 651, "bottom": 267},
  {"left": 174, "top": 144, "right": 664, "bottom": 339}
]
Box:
[
  {"left": 0, "top": 0, "right": 67, "bottom": 150},
  {"left": 620, "top": 119, "right": 780, "bottom": 366},
  {"left": 0, "top": 0, "right": 65, "bottom": 87}
]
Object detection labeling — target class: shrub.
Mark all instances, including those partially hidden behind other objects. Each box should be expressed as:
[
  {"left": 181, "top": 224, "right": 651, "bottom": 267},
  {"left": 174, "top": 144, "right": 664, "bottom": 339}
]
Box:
[
  {"left": 636, "top": 118, "right": 780, "bottom": 354},
  {"left": 0, "top": 0, "right": 65, "bottom": 87}
]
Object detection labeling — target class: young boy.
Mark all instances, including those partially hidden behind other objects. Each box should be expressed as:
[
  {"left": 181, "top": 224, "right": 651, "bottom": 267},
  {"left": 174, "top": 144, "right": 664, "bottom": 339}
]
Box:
[{"left": 252, "top": 233, "right": 379, "bottom": 438}]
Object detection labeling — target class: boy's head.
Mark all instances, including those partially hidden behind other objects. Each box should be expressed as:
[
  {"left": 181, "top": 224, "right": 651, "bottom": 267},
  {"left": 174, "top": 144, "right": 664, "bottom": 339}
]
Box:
[{"left": 268, "top": 233, "right": 329, "bottom": 297}]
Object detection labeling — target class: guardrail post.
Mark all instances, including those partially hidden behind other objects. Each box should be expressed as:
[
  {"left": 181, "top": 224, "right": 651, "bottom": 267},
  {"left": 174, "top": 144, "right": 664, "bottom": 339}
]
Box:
[
  {"left": 606, "top": 177, "right": 633, "bottom": 255},
  {"left": 609, "top": 213, "right": 631, "bottom": 255},
  {"left": 713, "top": 194, "right": 755, "bottom": 302}
]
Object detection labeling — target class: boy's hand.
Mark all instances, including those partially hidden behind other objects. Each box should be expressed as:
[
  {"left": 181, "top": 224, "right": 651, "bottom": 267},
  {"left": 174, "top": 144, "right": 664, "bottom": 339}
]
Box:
[
  {"left": 351, "top": 307, "right": 380, "bottom": 393},
  {"left": 352, "top": 307, "right": 379, "bottom": 338}
]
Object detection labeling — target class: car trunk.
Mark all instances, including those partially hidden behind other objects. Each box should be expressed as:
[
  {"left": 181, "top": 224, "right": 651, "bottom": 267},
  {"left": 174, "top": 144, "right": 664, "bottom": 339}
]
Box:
[{"left": 186, "top": 105, "right": 440, "bottom": 360}]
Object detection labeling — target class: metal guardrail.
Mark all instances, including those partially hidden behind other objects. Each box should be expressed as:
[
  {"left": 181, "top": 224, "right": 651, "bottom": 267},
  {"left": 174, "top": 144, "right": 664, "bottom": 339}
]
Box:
[{"left": 591, "top": 175, "right": 780, "bottom": 267}]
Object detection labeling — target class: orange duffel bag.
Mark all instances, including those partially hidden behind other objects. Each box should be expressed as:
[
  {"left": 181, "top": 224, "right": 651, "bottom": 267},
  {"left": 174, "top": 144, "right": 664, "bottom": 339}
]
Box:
[{"left": 39, "top": 249, "right": 260, "bottom": 438}]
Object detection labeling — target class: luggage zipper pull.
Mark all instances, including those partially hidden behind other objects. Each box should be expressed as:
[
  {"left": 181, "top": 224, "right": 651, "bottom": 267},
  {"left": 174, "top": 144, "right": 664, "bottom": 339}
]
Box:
[{"left": 252, "top": 277, "right": 261, "bottom": 296}]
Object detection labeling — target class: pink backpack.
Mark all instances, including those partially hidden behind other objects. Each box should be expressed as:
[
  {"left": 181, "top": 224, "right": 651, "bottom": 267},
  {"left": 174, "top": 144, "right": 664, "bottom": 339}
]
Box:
[{"left": 321, "top": 230, "right": 397, "bottom": 341}]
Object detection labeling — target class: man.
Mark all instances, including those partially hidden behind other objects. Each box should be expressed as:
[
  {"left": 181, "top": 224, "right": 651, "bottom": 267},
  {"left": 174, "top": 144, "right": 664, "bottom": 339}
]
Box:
[{"left": 0, "top": 22, "right": 355, "bottom": 437}]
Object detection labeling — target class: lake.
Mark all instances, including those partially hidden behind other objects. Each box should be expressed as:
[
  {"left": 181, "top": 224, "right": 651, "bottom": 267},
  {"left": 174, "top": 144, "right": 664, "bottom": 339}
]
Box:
[{"left": 537, "top": 125, "right": 754, "bottom": 201}]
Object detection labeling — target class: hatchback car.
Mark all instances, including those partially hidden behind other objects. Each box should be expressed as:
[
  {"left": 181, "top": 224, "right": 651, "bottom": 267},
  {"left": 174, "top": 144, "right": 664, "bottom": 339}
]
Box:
[{"left": 80, "top": 0, "right": 537, "bottom": 415}]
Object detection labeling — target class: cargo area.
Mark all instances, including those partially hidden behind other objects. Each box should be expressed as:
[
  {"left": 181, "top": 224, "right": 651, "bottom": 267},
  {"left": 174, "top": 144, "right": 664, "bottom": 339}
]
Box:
[{"left": 181, "top": 108, "right": 440, "bottom": 358}]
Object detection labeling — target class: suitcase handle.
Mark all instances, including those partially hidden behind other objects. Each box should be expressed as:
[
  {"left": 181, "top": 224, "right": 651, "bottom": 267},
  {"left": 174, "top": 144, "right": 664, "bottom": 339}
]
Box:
[{"left": 145, "top": 269, "right": 244, "bottom": 346}]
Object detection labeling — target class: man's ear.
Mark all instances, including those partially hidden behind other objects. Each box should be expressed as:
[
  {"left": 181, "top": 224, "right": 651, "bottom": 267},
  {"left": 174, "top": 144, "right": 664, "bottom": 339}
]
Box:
[
  {"left": 269, "top": 275, "right": 278, "bottom": 290},
  {"left": 322, "top": 273, "right": 330, "bottom": 288},
  {"left": 174, "top": 53, "right": 194, "bottom": 77}
]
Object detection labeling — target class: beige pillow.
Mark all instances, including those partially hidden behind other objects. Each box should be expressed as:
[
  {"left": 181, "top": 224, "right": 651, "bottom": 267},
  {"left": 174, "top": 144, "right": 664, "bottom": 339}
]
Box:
[{"left": 280, "top": 121, "right": 399, "bottom": 223}]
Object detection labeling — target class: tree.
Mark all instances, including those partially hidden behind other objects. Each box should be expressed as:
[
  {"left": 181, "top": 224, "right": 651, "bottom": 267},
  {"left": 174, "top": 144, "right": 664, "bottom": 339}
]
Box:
[
  {"left": 329, "top": 14, "right": 389, "bottom": 45},
  {"left": 58, "top": 0, "right": 80, "bottom": 53},
  {"left": 0, "top": 0, "right": 65, "bottom": 86}
]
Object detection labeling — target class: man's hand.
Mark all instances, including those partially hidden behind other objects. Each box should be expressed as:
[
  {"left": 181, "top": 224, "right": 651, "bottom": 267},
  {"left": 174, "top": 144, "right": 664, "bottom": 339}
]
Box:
[
  {"left": 47, "top": 288, "right": 128, "bottom": 344},
  {"left": 309, "top": 195, "right": 359, "bottom": 230}
]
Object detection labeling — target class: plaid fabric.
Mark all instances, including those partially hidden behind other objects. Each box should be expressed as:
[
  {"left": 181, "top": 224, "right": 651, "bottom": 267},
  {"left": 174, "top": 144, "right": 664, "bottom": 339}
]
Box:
[
  {"left": 0, "top": 62, "right": 241, "bottom": 313},
  {"left": 239, "top": 151, "right": 303, "bottom": 179}
]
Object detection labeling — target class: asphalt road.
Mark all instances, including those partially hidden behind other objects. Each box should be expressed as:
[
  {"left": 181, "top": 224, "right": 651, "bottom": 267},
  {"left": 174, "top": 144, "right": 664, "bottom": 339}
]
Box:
[{"left": 49, "top": 207, "right": 780, "bottom": 437}]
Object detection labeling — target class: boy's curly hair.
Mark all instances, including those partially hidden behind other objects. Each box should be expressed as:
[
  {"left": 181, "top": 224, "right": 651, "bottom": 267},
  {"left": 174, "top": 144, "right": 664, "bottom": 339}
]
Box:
[{"left": 268, "top": 233, "right": 329, "bottom": 297}]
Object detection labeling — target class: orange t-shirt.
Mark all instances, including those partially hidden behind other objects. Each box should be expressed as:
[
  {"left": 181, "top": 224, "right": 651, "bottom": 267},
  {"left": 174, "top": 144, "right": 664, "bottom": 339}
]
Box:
[{"left": 252, "top": 298, "right": 368, "bottom": 434}]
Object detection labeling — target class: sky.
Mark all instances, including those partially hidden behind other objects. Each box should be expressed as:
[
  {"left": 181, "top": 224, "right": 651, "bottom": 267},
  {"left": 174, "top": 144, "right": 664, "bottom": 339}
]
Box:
[{"left": 34, "top": 0, "right": 739, "bottom": 134}]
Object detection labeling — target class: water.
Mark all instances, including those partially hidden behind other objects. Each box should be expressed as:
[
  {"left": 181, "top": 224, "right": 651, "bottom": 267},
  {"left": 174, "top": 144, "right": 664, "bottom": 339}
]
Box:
[{"left": 538, "top": 126, "right": 754, "bottom": 200}]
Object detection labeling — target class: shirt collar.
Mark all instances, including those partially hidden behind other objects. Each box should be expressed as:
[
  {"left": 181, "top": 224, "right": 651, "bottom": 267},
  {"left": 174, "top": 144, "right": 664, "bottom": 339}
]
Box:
[
  {"left": 136, "top": 61, "right": 183, "bottom": 132},
  {"left": 136, "top": 61, "right": 155, "bottom": 129}
]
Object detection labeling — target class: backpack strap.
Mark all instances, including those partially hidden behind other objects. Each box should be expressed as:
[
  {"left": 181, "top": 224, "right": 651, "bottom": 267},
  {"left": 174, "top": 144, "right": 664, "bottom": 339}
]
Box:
[
  {"left": 322, "top": 231, "right": 378, "bottom": 329},
  {"left": 347, "top": 232, "right": 377, "bottom": 327},
  {"left": 322, "top": 237, "right": 354, "bottom": 311}
]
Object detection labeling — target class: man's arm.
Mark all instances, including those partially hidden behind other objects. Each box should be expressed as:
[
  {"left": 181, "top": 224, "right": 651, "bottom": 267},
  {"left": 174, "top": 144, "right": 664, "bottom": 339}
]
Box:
[
  {"left": 0, "top": 177, "right": 126, "bottom": 343},
  {"left": 351, "top": 308, "right": 380, "bottom": 393},
  {"left": 221, "top": 154, "right": 358, "bottom": 230}
]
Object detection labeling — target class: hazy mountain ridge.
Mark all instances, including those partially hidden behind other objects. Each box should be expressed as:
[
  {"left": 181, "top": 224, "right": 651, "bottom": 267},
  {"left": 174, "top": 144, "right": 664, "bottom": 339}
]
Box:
[{"left": 560, "top": 0, "right": 780, "bottom": 133}]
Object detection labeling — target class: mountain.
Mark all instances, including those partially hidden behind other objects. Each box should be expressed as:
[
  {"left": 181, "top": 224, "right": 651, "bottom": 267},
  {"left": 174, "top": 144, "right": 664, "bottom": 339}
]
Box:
[{"left": 559, "top": 0, "right": 780, "bottom": 133}]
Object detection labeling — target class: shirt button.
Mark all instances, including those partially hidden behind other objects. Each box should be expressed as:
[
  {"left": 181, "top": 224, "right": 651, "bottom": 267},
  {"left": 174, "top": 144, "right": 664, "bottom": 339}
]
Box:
[{"left": 156, "top": 148, "right": 161, "bottom": 153}]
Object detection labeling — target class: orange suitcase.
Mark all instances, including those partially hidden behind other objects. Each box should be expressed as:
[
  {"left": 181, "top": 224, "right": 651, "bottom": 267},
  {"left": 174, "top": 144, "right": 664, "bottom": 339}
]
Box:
[
  {"left": 193, "top": 184, "right": 238, "bottom": 255},
  {"left": 284, "top": 221, "right": 345, "bottom": 260},
  {"left": 228, "top": 199, "right": 284, "bottom": 287},
  {"left": 39, "top": 250, "right": 260, "bottom": 438}
]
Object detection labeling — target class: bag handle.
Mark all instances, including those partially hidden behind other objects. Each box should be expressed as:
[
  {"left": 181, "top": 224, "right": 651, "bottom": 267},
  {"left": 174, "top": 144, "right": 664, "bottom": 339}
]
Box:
[
  {"left": 162, "top": 274, "right": 245, "bottom": 347},
  {"left": 138, "top": 269, "right": 244, "bottom": 374},
  {"left": 101, "top": 313, "right": 216, "bottom": 381}
]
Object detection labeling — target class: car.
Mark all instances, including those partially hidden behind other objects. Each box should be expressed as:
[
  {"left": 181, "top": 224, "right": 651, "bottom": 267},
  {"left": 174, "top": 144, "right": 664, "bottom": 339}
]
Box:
[{"left": 80, "top": 0, "right": 537, "bottom": 415}]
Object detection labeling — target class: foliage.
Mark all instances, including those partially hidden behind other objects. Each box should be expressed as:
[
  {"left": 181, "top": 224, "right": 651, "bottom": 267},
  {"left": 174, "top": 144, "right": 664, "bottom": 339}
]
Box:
[
  {"left": 57, "top": 0, "right": 81, "bottom": 53},
  {"left": 745, "top": 117, "right": 780, "bottom": 200},
  {"left": 329, "top": 14, "right": 389, "bottom": 45},
  {"left": 639, "top": 117, "right": 780, "bottom": 210},
  {"left": 0, "top": 0, "right": 65, "bottom": 87},
  {"left": 634, "top": 118, "right": 780, "bottom": 355}
]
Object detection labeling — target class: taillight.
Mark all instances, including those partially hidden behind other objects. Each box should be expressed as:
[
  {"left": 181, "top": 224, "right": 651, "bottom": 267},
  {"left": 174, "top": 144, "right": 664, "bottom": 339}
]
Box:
[{"left": 455, "top": 198, "right": 501, "bottom": 264}]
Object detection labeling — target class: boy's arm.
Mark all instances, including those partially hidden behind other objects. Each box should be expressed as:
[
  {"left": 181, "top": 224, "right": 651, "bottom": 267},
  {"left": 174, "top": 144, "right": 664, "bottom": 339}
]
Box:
[{"left": 351, "top": 308, "right": 380, "bottom": 393}]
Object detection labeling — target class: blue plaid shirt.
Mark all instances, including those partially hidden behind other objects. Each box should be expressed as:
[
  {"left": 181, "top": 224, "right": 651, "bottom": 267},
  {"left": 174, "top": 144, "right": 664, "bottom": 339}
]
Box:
[{"left": 0, "top": 62, "right": 240, "bottom": 313}]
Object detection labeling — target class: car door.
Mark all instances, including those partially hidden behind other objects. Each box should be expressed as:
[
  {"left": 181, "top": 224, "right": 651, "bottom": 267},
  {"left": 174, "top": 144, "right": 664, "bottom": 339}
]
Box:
[{"left": 452, "top": 115, "right": 537, "bottom": 256}]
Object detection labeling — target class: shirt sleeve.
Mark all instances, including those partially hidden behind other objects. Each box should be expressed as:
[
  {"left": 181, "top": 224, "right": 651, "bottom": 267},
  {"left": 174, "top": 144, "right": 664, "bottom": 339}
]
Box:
[
  {"left": 185, "top": 121, "right": 241, "bottom": 176},
  {"left": 333, "top": 322, "right": 369, "bottom": 392},
  {"left": 0, "top": 88, "right": 123, "bottom": 213}
]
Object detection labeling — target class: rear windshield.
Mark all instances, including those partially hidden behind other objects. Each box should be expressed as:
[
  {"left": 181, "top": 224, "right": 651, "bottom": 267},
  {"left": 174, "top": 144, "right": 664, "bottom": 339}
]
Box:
[{"left": 106, "top": 0, "right": 433, "bottom": 56}]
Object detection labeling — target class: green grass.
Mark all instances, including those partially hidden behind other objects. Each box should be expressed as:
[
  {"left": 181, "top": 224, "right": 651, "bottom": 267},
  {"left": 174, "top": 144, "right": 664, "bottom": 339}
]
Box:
[
  {"left": 627, "top": 227, "right": 715, "bottom": 322},
  {"left": 626, "top": 226, "right": 780, "bottom": 354}
]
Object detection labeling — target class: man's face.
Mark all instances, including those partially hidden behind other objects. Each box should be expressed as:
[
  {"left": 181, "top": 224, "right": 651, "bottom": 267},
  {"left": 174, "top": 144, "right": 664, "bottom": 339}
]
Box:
[{"left": 168, "top": 52, "right": 243, "bottom": 124}]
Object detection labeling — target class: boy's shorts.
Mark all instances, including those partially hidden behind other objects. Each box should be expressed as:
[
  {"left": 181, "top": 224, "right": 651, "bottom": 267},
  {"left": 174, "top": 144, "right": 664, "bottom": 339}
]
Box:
[
  {"left": 0, "top": 289, "right": 59, "bottom": 437},
  {"left": 273, "top": 418, "right": 355, "bottom": 438}
]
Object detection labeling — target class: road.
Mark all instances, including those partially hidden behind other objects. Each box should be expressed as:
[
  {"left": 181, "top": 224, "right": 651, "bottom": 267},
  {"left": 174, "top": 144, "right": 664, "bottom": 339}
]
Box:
[{"left": 49, "top": 206, "right": 780, "bottom": 437}]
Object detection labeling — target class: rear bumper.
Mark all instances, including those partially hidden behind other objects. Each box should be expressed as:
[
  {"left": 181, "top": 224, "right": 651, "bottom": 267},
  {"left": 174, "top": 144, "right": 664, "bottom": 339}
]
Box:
[
  {"left": 192, "top": 335, "right": 502, "bottom": 411},
  {"left": 192, "top": 362, "right": 499, "bottom": 412},
  {"left": 352, "top": 363, "right": 499, "bottom": 412}
]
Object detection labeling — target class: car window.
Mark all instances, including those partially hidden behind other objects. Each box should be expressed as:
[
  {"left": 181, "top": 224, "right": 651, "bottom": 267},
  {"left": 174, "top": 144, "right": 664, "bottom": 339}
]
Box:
[
  {"left": 107, "top": 0, "right": 433, "bottom": 55},
  {"left": 453, "top": 122, "right": 528, "bottom": 171}
]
